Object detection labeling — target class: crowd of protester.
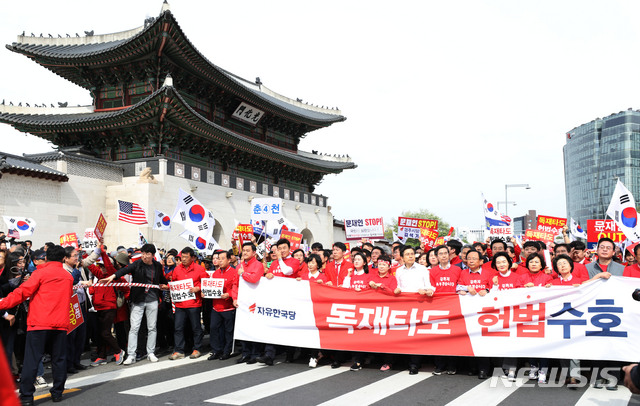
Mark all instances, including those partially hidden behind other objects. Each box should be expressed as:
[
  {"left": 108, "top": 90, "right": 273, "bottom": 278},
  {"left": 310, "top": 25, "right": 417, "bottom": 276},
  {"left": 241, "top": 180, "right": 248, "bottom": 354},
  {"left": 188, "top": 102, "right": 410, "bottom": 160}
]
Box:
[{"left": 1, "top": 228, "right": 640, "bottom": 404}]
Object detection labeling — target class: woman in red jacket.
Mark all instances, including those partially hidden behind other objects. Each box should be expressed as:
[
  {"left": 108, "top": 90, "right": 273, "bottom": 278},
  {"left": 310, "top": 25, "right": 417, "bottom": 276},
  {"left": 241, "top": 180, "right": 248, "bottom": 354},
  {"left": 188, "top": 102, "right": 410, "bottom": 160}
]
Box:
[{"left": 88, "top": 249, "right": 128, "bottom": 366}]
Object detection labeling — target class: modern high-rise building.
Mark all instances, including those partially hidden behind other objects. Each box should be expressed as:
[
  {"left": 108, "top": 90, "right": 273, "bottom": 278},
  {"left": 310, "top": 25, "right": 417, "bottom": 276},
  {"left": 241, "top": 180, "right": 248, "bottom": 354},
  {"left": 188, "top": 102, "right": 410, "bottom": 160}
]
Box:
[{"left": 564, "top": 108, "right": 640, "bottom": 226}]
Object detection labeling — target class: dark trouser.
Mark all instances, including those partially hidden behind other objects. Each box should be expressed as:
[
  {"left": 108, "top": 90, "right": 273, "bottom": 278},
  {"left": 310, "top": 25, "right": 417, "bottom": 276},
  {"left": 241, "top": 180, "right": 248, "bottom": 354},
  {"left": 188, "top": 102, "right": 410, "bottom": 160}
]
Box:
[
  {"left": 264, "top": 344, "right": 276, "bottom": 359},
  {"left": 115, "top": 320, "right": 129, "bottom": 354},
  {"left": 202, "top": 299, "right": 212, "bottom": 335},
  {"left": 435, "top": 355, "right": 457, "bottom": 372},
  {"left": 242, "top": 341, "right": 260, "bottom": 359},
  {"left": 67, "top": 303, "right": 87, "bottom": 367},
  {"left": 20, "top": 330, "right": 66, "bottom": 402},
  {"left": 0, "top": 325, "right": 16, "bottom": 368},
  {"left": 96, "top": 309, "right": 120, "bottom": 359},
  {"left": 210, "top": 309, "right": 235, "bottom": 355},
  {"left": 157, "top": 301, "right": 174, "bottom": 350},
  {"left": 174, "top": 307, "right": 203, "bottom": 353}
]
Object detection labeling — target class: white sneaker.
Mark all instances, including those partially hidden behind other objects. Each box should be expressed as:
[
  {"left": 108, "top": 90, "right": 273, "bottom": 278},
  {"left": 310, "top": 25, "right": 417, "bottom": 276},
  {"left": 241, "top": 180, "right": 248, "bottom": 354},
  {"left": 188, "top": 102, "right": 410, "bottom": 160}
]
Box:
[
  {"left": 507, "top": 371, "right": 516, "bottom": 382},
  {"left": 308, "top": 357, "right": 317, "bottom": 368},
  {"left": 34, "top": 376, "right": 48, "bottom": 388},
  {"left": 529, "top": 367, "right": 538, "bottom": 379},
  {"left": 148, "top": 353, "right": 158, "bottom": 363},
  {"left": 123, "top": 356, "right": 136, "bottom": 365},
  {"left": 538, "top": 371, "right": 546, "bottom": 384}
]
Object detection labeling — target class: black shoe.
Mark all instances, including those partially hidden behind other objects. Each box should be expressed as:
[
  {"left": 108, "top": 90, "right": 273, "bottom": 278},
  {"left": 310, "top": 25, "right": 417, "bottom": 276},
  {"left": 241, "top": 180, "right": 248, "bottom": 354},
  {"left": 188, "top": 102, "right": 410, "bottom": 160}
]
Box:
[
  {"left": 74, "top": 363, "right": 88, "bottom": 371},
  {"left": 478, "top": 370, "right": 488, "bottom": 379},
  {"left": 236, "top": 356, "right": 250, "bottom": 363},
  {"left": 246, "top": 358, "right": 258, "bottom": 365},
  {"left": 409, "top": 365, "right": 419, "bottom": 375},
  {"left": 67, "top": 367, "right": 77, "bottom": 374},
  {"left": 331, "top": 361, "right": 341, "bottom": 369},
  {"left": 20, "top": 399, "right": 34, "bottom": 406},
  {"left": 52, "top": 395, "right": 63, "bottom": 403},
  {"left": 262, "top": 356, "right": 274, "bottom": 366},
  {"left": 219, "top": 353, "right": 231, "bottom": 360},
  {"left": 285, "top": 354, "right": 294, "bottom": 363},
  {"left": 208, "top": 352, "right": 221, "bottom": 361}
]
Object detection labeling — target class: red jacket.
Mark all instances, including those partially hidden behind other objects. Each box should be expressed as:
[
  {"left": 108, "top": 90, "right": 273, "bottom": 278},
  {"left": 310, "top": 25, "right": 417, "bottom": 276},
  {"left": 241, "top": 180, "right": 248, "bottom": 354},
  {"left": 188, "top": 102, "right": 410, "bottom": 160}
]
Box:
[
  {"left": 268, "top": 256, "right": 300, "bottom": 278},
  {"left": 88, "top": 251, "right": 129, "bottom": 311},
  {"left": 624, "top": 263, "right": 640, "bottom": 278},
  {"left": 0, "top": 261, "right": 73, "bottom": 331},
  {"left": 240, "top": 256, "right": 263, "bottom": 284},
  {"left": 324, "top": 260, "right": 353, "bottom": 286},
  {"left": 171, "top": 261, "right": 209, "bottom": 308},
  {"left": 210, "top": 266, "right": 238, "bottom": 312},
  {"left": 368, "top": 272, "right": 397, "bottom": 293},
  {"left": 457, "top": 269, "right": 491, "bottom": 292},
  {"left": 430, "top": 265, "right": 461, "bottom": 294}
]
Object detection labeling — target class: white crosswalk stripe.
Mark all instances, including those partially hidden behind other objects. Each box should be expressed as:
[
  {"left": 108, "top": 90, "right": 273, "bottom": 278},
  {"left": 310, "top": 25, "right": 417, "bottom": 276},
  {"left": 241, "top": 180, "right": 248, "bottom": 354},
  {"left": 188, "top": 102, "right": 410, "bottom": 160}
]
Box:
[
  {"left": 446, "top": 376, "right": 527, "bottom": 406},
  {"left": 119, "top": 363, "right": 267, "bottom": 397},
  {"left": 575, "top": 386, "right": 633, "bottom": 405},
  {"left": 204, "top": 366, "right": 350, "bottom": 405},
  {"left": 317, "top": 371, "right": 432, "bottom": 406}
]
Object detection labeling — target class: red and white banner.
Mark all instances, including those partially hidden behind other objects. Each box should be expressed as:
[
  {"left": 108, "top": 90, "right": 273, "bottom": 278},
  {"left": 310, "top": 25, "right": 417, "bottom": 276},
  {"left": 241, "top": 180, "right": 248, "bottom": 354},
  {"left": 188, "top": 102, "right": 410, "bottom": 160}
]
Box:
[
  {"left": 535, "top": 215, "right": 567, "bottom": 243},
  {"left": 344, "top": 217, "right": 384, "bottom": 240},
  {"left": 236, "top": 276, "right": 640, "bottom": 361},
  {"left": 587, "top": 219, "right": 626, "bottom": 249}
]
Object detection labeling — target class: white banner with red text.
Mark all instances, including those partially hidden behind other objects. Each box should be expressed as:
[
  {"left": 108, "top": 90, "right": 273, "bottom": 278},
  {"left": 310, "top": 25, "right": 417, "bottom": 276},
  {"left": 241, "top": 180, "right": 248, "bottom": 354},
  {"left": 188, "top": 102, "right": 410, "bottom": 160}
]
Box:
[{"left": 235, "top": 276, "right": 640, "bottom": 362}]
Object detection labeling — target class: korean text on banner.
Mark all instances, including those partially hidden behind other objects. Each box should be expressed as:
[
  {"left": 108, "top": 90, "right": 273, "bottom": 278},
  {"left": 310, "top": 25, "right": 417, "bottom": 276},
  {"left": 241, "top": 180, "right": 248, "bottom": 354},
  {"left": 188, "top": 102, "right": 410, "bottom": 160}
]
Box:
[
  {"left": 68, "top": 294, "right": 84, "bottom": 334},
  {"left": 420, "top": 228, "right": 439, "bottom": 249},
  {"left": 60, "top": 233, "right": 79, "bottom": 249},
  {"left": 94, "top": 213, "right": 107, "bottom": 242},
  {"left": 280, "top": 230, "right": 303, "bottom": 250},
  {"left": 524, "top": 229, "right": 555, "bottom": 243},
  {"left": 586, "top": 219, "right": 626, "bottom": 249},
  {"left": 201, "top": 278, "right": 225, "bottom": 299},
  {"left": 82, "top": 228, "right": 99, "bottom": 252},
  {"left": 251, "top": 198, "right": 283, "bottom": 221},
  {"left": 235, "top": 276, "right": 640, "bottom": 362},
  {"left": 536, "top": 215, "right": 567, "bottom": 242},
  {"left": 489, "top": 226, "right": 513, "bottom": 239},
  {"left": 398, "top": 217, "right": 439, "bottom": 230},
  {"left": 344, "top": 217, "right": 384, "bottom": 240},
  {"left": 168, "top": 279, "right": 196, "bottom": 303},
  {"left": 233, "top": 224, "right": 254, "bottom": 245}
]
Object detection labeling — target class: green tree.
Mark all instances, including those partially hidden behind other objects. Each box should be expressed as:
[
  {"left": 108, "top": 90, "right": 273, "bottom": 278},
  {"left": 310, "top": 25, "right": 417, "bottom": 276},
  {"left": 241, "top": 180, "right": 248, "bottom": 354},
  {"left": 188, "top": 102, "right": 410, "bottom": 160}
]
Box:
[{"left": 384, "top": 209, "right": 451, "bottom": 246}]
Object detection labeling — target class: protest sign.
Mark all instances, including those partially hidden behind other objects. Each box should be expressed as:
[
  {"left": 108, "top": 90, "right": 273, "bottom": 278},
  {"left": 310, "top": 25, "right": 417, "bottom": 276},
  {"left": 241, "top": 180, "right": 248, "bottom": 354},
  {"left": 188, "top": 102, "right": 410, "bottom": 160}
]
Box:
[
  {"left": 60, "top": 233, "right": 79, "bottom": 249},
  {"left": 535, "top": 215, "right": 567, "bottom": 243},
  {"left": 344, "top": 217, "right": 384, "bottom": 240},
  {"left": 586, "top": 219, "right": 627, "bottom": 249},
  {"left": 94, "top": 214, "right": 107, "bottom": 242},
  {"left": 280, "top": 230, "right": 303, "bottom": 250},
  {"left": 168, "top": 279, "right": 196, "bottom": 303},
  {"left": 202, "top": 278, "right": 225, "bottom": 299},
  {"left": 68, "top": 294, "right": 84, "bottom": 334}
]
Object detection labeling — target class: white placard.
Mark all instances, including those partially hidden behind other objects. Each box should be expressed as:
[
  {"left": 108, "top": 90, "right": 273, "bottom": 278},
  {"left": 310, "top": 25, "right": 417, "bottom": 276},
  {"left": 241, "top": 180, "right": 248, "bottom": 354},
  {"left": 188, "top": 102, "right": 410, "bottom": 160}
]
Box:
[
  {"left": 202, "top": 278, "right": 225, "bottom": 299},
  {"left": 168, "top": 278, "right": 196, "bottom": 303}
]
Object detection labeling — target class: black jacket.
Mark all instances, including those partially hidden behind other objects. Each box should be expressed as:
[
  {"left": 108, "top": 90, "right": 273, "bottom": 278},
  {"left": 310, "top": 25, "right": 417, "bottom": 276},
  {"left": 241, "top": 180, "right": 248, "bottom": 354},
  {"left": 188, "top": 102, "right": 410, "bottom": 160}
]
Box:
[{"left": 114, "top": 259, "right": 167, "bottom": 304}]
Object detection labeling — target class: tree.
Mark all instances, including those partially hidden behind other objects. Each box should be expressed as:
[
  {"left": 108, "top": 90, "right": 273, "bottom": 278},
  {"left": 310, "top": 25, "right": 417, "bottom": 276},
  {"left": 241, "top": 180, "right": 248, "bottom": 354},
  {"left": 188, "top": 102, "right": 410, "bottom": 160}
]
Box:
[{"left": 384, "top": 209, "right": 451, "bottom": 246}]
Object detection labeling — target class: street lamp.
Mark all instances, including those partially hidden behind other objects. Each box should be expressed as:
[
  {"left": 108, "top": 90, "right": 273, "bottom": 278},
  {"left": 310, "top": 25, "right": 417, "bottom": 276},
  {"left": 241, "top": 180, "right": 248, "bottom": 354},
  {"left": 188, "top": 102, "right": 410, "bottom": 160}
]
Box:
[
  {"left": 498, "top": 201, "right": 517, "bottom": 210},
  {"left": 504, "top": 184, "right": 530, "bottom": 216}
]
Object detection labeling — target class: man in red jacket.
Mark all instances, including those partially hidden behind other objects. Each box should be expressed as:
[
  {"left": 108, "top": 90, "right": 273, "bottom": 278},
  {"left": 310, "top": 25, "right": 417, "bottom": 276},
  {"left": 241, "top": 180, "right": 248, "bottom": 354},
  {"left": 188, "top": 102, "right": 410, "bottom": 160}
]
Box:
[
  {"left": 266, "top": 238, "right": 300, "bottom": 279},
  {"left": 0, "top": 245, "right": 72, "bottom": 405},
  {"left": 168, "top": 247, "right": 210, "bottom": 360},
  {"left": 324, "top": 242, "right": 352, "bottom": 286},
  {"left": 207, "top": 249, "right": 238, "bottom": 360},
  {"left": 236, "top": 242, "right": 264, "bottom": 364}
]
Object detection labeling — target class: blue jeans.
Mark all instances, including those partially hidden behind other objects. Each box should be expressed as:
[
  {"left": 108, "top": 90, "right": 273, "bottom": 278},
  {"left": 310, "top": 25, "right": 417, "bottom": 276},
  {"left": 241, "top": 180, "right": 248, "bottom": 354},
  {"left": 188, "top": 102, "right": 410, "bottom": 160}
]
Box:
[
  {"left": 174, "top": 307, "right": 203, "bottom": 354},
  {"left": 128, "top": 301, "right": 158, "bottom": 357}
]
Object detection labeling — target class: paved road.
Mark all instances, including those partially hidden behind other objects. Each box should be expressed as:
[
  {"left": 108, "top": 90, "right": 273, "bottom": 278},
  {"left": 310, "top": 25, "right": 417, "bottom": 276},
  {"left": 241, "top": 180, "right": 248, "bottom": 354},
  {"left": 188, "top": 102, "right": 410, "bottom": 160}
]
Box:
[{"left": 28, "top": 353, "right": 640, "bottom": 406}]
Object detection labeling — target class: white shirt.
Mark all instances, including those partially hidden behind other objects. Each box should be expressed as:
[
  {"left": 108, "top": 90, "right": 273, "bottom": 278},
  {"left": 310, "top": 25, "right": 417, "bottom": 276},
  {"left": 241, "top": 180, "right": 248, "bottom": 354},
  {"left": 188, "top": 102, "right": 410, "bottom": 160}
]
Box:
[{"left": 395, "top": 262, "right": 435, "bottom": 293}]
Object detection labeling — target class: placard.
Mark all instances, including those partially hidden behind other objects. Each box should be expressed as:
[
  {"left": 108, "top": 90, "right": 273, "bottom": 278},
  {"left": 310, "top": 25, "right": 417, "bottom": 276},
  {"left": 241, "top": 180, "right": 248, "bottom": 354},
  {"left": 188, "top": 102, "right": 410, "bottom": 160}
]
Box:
[
  {"left": 233, "top": 224, "right": 254, "bottom": 245},
  {"left": 280, "top": 230, "right": 303, "bottom": 250},
  {"left": 94, "top": 213, "right": 107, "bottom": 242},
  {"left": 168, "top": 279, "right": 196, "bottom": 303},
  {"left": 535, "top": 215, "right": 566, "bottom": 242},
  {"left": 489, "top": 226, "right": 514, "bottom": 238},
  {"left": 344, "top": 217, "right": 384, "bottom": 240},
  {"left": 202, "top": 278, "right": 225, "bottom": 299},
  {"left": 60, "top": 233, "right": 79, "bottom": 249},
  {"left": 68, "top": 294, "right": 84, "bottom": 334},
  {"left": 82, "top": 228, "right": 99, "bottom": 252},
  {"left": 524, "top": 229, "right": 555, "bottom": 243},
  {"left": 251, "top": 198, "right": 283, "bottom": 221},
  {"left": 586, "top": 219, "right": 626, "bottom": 249}
]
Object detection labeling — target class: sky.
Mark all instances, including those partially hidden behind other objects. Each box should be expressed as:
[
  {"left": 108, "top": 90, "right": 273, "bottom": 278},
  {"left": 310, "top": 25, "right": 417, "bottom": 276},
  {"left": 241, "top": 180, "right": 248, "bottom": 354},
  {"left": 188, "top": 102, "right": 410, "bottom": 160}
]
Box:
[{"left": 2, "top": 0, "right": 640, "bottom": 232}]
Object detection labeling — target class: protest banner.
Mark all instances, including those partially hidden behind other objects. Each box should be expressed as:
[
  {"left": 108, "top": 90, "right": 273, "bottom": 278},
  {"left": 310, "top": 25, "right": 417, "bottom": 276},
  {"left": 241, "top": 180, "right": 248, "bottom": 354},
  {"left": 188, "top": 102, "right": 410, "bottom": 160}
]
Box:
[
  {"left": 94, "top": 213, "right": 107, "bottom": 242},
  {"left": 398, "top": 217, "right": 438, "bottom": 241},
  {"left": 68, "top": 294, "right": 84, "bottom": 334},
  {"left": 489, "top": 226, "right": 514, "bottom": 239},
  {"left": 420, "top": 228, "right": 439, "bottom": 249},
  {"left": 535, "top": 215, "right": 567, "bottom": 243},
  {"left": 233, "top": 224, "right": 254, "bottom": 245},
  {"left": 280, "top": 230, "right": 303, "bottom": 250},
  {"left": 60, "top": 233, "right": 79, "bottom": 249},
  {"left": 586, "top": 219, "right": 627, "bottom": 249},
  {"left": 201, "top": 278, "right": 225, "bottom": 299},
  {"left": 81, "top": 228, "right": 99, "bottom": 252},
  {"left": 235, "top": 276, "right": 640, "bottom": 361},
  {"left": 344, "top": 217, "right": 384, "bottom": 240},
  {"left": 168, "top": 279, "right": 196, "bottom": 303},
  {"left": 251, "top": 198, "right": 283, "bottom": 221},
  {"left": 524, "top": 229, "right": 555, "bottom": 243}
]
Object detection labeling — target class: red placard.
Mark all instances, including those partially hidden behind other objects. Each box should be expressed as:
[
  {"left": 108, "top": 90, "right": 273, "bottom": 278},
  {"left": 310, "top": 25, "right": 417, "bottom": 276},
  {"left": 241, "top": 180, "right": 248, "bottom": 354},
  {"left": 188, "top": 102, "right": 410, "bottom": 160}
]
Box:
[
  {"left": 280, "top": 230, "right": 303, "bottom": 250},
  {"left": 535, "top": 215, "right": 566, "bottom": 241},
  {"left": 586, "top": 219, "right": 626, "bottom": 249},
  {"left": 398, "top": 217, "right": 439, "bottom": 231},
  {"left": 68, "top": 294, "right": 84, "bottom": 334},
  {"left": 233, "top": 224, "right": 254, "bottom": 245},
  {"left": 94, "top": 213, "right": 107, "bottom": 242},
  {"left": 60, "top": 233, "right": 79, "bottom": 249},
  {"left": 524, "top": 229, "right": 556, "bottom": 243},
  {"left": 420, "top": 228, "right": 439, "bottom": 249}
]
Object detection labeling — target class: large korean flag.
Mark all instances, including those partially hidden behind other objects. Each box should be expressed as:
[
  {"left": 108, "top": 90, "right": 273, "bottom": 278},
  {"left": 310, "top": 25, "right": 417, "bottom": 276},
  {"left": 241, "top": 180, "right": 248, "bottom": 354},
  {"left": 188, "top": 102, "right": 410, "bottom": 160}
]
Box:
[
  {"left": 172, "top": 189, "right": 215, "bottom": 238},
  {"left": 3, "top": 216, "right": 36, "bottom": 237}
]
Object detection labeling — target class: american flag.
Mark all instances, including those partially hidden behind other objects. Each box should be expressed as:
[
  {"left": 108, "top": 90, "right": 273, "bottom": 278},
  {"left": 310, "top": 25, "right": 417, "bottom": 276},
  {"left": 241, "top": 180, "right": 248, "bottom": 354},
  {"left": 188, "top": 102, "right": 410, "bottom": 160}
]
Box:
[{"left": 118, "top": 200, "right": 148, "bottom": 225}]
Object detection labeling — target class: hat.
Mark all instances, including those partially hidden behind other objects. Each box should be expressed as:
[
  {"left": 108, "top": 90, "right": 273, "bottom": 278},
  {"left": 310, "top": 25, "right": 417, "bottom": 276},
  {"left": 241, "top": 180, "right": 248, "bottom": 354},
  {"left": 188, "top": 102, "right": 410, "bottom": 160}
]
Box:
[
  {"left": 114, "top": 252, "right": 130, "bottom": 266},
  {"left": 33, "top": 249, "right": 46, "bottom": 261}
]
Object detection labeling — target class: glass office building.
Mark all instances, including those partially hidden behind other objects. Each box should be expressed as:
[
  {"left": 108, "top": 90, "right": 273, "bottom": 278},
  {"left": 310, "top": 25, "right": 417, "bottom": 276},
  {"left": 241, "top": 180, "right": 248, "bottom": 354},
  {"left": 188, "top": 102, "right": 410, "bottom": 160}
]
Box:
[{"left": 564, "top": 108, "right": 640, "bottom": 226}]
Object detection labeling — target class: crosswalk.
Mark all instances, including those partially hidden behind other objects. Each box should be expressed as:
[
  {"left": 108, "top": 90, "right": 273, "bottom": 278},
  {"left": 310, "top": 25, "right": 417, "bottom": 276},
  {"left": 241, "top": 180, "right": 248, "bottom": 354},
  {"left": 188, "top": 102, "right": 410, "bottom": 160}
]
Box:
[{"left": 56, "top": 357, "right": 640, "bottom": 406}]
